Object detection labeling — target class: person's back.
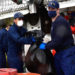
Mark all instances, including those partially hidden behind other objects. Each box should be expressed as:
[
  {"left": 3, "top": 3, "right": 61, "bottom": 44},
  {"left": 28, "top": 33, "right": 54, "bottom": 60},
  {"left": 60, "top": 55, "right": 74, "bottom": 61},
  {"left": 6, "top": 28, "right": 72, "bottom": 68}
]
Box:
[
  {"left": 0, "top": 28, "right": 7, "bottom": 68},
  {"left": 0, "top": 28, "right": 8, "bottom": 53}
]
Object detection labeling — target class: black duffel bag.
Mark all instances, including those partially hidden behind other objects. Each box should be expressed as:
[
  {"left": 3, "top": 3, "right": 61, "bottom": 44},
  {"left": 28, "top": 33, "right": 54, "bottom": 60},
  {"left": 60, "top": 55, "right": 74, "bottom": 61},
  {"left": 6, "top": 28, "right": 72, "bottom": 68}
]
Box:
[{"left": 25, "top": 38, "right": 56, "bottom": 75}]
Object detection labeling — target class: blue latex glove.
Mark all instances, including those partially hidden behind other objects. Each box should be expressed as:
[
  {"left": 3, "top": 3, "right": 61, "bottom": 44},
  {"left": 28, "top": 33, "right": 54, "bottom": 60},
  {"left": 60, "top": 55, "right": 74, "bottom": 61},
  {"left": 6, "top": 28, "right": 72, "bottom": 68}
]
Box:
[
  {"left": 39, "top": 43, "right": 46, "bottom": 50},
  {"left": 31, "top": 37, "right": 36, "bottom": 42}
]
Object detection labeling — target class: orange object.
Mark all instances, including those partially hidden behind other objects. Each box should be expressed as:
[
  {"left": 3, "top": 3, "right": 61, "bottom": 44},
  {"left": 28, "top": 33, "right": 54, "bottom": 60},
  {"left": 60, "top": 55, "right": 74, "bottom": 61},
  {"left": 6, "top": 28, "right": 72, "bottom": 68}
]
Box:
[
  {"left": 0, "top": 68, "right": 17, "bottom": 75},
  {"left": 71, "top": 26, "right": 75, "bottom": 34},
  {"left": 52, "top": 49, "right": 56, "bottom": 56},
  {"left": 17, "top": 73, "right": 40, "bottom": 75}
]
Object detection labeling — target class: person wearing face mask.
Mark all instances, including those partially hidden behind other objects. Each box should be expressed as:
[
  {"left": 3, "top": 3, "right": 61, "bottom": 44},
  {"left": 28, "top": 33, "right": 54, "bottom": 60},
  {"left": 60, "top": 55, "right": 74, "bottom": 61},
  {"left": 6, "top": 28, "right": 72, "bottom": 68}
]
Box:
[
  {"left": 39, "top": 1, "right": 75, "bottom": 75},
  {"left": 7, "top": 12, "right": 35, "bottom": 73}
]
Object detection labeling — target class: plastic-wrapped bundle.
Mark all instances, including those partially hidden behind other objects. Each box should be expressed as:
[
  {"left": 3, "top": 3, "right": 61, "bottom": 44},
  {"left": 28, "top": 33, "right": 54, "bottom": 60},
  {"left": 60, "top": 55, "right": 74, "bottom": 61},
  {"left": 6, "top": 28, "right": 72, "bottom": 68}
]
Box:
[{"left": 25, "top": 40, "right": 56, "bottom": 75}]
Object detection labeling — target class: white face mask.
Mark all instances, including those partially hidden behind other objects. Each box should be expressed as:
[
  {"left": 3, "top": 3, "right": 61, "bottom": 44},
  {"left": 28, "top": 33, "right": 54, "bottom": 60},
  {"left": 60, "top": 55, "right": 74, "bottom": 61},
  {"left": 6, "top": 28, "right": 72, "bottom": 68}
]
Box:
[{"left": 17, "top": 20, "right": 23, "bottom": 27}]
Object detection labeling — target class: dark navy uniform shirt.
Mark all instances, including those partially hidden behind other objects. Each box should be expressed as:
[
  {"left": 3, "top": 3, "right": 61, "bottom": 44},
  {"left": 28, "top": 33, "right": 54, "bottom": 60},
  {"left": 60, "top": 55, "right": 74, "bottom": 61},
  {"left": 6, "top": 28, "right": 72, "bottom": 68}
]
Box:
[
  {"left": 46, "top": 16, "right": 74, "bottom": 52},
  {"left": 7, "top": 23, "right": 32, "bottom": 57},
  {"left": 0, "top": 28, "right": 8, "bottom": 53}
]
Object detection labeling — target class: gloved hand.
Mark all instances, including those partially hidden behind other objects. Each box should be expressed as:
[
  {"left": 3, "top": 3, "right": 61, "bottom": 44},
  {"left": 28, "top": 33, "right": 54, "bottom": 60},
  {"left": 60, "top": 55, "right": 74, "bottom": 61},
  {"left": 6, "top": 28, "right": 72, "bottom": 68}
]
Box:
[
  {"left": 39, "top": 43, "right": 46, "bottom": 50},
  {"left": 31, "top": 37, "right": 36, "bottom": 43}
]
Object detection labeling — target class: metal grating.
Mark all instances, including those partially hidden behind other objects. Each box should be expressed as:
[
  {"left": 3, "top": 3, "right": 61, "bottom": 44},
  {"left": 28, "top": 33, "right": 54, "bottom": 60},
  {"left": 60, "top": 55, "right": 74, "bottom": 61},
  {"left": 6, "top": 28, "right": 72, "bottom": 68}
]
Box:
[
  {"left": 0, "top": 0, "right": 29, "bottom": 15},
  {"left": 0, "top": 0, "right": 75, "bottom": 20}
]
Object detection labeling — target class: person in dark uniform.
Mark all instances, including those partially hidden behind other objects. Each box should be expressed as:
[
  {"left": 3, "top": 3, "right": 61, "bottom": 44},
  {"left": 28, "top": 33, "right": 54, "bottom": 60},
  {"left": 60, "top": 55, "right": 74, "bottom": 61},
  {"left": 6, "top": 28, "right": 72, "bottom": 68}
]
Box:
[
  {"left": 39, "top": 1, "right": 75, "bottom": 75},
  {"left": 0, "top": 21, "right": 11, "bottom": 68},
  {"left": 7, "top": 12, "right": 35, "bottom": 73}
]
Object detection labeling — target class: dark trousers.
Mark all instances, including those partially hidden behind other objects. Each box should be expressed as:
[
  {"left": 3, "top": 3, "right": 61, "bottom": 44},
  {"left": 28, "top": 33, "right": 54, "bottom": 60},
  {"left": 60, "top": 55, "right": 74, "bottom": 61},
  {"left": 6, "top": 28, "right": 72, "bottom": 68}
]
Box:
[
  {"left": 54, "top": 46, "right": 75, "bottom": 75},
  {"left": 7, "top": 56, "right": 23, "bottom": 73},
  {"left": 0, "top": 53, "right": 6, "bottom": 68}
]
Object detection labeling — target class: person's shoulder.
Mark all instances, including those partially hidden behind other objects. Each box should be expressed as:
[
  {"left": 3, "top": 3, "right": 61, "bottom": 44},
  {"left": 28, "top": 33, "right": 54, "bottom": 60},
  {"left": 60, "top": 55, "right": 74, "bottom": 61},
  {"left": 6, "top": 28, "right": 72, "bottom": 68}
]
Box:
[
  {"left": 9, "top": 24, "right": 15, "bottom": 31},
  {"left": 0, "top": 28, "right": 6, "bottom": 37},
  {"left": 57, "top": 16, "right": 68, "bottom": 24},
  {"left": 21, "top": 27, "right": 27, "bottom": 32},
  {"left": 0, "top": 28, "right": 6, "bottom": 34},
  {"left": 58, "top": 16, "right": 66, "bottom": 21},
  {"left": 0, "top": 28, "right": 4, "bottom": 32}
]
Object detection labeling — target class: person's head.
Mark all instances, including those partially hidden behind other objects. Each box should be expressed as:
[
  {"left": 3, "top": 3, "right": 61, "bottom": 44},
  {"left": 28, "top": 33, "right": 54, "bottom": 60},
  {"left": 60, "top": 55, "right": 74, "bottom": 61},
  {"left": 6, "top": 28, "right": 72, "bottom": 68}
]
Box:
[
  {"left": 2, "top": 18, "right": 13, "bottom": 31},
  {"left": 14, "top": 12, "right": 24, "bottom": 27},
  {"left": 48, "top": 0, "right": 59, "bottom": 18},
  {"left": 6, "top": 24, "right": 11, "bottom": 31}
]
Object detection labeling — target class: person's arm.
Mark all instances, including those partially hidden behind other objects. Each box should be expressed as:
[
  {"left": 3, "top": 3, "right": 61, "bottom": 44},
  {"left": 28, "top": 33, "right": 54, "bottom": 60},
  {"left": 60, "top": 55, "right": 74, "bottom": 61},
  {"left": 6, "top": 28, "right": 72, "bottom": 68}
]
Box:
[
  {"left": 8, "top": 28, "right": 32, "bottom": 44},
  {"left": 46, "top": 24, "right": 67, "bottom": 50},
  {"left": 20, "top": 27, "right": 27, "bottom": 36}
]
